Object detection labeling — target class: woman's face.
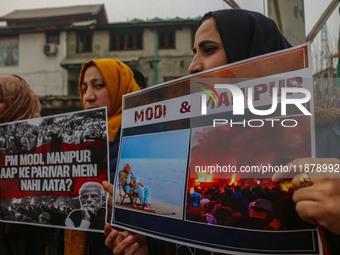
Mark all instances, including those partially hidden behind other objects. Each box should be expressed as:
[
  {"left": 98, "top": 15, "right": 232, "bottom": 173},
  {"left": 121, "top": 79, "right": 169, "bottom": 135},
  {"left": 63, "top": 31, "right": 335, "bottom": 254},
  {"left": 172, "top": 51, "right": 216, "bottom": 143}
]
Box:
[
  {"left": 188, "top": 17, "right": 228, "bottom": 74},
  {"left": 81, "top": 65, "right": 111, "bottom": 111}
]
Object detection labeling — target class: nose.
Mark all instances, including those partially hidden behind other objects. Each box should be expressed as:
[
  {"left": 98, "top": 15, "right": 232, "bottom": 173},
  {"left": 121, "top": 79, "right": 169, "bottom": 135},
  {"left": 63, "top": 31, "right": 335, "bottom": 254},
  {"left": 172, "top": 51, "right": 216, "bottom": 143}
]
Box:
[
  {"left": 85, "top": 195, "right": 92, "bottom": 202},
  {"left": 83, "top": 86, "right": 96, "bottom": 104},
  {"left": 188, "top": 55, "right": 204, "bottom": 74}
]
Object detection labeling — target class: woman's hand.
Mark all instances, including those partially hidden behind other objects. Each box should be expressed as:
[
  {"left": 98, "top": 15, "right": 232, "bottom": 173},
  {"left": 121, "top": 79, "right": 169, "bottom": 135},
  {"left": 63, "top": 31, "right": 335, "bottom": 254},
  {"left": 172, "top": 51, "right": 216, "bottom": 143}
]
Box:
[
  {"left": 102, "top": 181, "right": 149, "bottom": 254},
  {"left": 104, "top": 223, "right": 149, "bottom": 255},
  {"left": 272, "top": 157, "right": 340, "bottom": 235}
]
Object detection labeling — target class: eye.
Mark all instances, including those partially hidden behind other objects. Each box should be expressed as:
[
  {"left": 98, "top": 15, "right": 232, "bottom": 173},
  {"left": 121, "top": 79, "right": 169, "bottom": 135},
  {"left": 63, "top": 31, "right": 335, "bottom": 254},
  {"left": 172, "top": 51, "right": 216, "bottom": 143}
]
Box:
[
  {"left": 95, "top": 82, "right": 105, "bottom": 89},
  {"left": 82, "top": 195, "right": 89, "bottom": 200},
  {"left": 81, "top": 84, "right": 87, "bottom": 94},
  {"left": 204, "top": 46, "right": 216, "bottom": 55}
]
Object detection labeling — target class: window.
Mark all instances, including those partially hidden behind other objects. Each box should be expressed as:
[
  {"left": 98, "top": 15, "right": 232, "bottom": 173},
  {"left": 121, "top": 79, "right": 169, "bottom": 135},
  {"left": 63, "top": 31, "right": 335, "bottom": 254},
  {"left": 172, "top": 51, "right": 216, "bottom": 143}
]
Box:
[
  {"left": 0, "top": 36, "right": 18, "bottom": 66},
  {"left": 76, "top": 31, "right": 92, "bottom": 53},
  {"left": 46, "top": 32, "right": 60, "bottom": 44},
  {"left": 110, "top": 30, "right": 143, "bottom": 51},
  {"left": 68, "top": 80, "right": 79, "bottom": 97},
  {"left": 158, "top": 29, "right": 175, "bottom": 49}
]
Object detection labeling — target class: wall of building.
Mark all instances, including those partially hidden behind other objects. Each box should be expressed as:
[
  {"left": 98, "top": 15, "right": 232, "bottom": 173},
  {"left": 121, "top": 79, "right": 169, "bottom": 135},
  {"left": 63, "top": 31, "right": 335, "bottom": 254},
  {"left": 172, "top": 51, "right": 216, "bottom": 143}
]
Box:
[
  {"left": 156, "top": 26, "right": 194, "bottom": 84},
  {"left": 65, "top": 25, "right": 194, "bottom": 87},
  {"left": 0, "top": 31, "right": 68, "bottom": 97}
]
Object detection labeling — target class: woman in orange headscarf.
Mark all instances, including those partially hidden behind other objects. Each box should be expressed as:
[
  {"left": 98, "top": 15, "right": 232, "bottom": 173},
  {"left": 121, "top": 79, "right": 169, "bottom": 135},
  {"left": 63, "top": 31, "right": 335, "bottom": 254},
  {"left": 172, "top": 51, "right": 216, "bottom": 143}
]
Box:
[
  {"left": 79, "top": 58, "right": 140, "bottom": 142},
  {"left": 64, "top": 59, "right": 140, "bottom": 255}
]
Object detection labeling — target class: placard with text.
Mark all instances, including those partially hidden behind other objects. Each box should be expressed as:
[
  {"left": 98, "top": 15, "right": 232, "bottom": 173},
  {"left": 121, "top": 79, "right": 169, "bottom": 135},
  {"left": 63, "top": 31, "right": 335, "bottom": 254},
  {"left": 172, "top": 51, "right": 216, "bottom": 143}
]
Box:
[
  {"left": 0, "top": 108, "right": 109, "bottom": 232},
  {"left": 112, "top": 43, "right": 323, "bottom": 254}
]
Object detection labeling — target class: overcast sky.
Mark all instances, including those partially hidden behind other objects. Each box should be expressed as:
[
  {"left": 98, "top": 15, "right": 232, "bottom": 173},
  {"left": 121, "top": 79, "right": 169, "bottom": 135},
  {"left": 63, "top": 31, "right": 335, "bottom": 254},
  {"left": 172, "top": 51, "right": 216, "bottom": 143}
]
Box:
[{"left": 0, "top": 0, "right": 339, "bottom": 51}]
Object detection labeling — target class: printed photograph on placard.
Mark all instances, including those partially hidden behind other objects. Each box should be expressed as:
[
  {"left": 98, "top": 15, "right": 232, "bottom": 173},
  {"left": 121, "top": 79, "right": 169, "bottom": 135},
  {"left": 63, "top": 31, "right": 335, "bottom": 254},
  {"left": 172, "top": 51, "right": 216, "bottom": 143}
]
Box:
[
  {"left": 186, "top": 115, "right": 314, "bottom": 231},
  {"left": 115, "top": 130, "right": 189, "bottom": 219},
  {"left": 0, "top": 108, "right": 109, "bottom": 232}
]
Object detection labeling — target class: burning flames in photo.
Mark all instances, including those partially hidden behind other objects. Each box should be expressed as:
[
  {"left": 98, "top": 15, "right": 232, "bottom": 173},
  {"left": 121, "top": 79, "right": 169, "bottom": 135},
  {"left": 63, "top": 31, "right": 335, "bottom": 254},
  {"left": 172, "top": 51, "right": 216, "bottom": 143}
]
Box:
[
  {"left": 195, "top": 171, "right": 213, "bottom": 184},
  {"left": 228, "top": 173, "right": 239, "bottom": 186},
  {"left": 279, "top": 180, "right": 293, "bottom": 192}
]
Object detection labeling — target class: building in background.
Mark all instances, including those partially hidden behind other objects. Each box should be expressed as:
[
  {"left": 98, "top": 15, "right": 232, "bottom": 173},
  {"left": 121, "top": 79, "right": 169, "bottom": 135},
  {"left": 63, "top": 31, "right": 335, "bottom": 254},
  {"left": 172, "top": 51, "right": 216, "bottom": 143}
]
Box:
[
  {"left": 267, "top": 0, "right": 306, "bottom": 46},
  {"left": 62, "top": 17, "right": 197, "bottom": 96},
  {"left": 0, "top": 4, "right": 197, "bottom": 115}
]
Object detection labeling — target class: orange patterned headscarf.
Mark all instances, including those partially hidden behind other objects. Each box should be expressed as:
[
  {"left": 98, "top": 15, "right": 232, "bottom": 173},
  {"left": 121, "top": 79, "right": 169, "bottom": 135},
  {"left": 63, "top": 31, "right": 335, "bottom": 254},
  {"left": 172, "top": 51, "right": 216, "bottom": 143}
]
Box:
[
  {"left": 78, "top": 59, "right": 140, "bottom": 141},
  {"left": 0, "top": 75, "right": 41, "bottom": 123}
]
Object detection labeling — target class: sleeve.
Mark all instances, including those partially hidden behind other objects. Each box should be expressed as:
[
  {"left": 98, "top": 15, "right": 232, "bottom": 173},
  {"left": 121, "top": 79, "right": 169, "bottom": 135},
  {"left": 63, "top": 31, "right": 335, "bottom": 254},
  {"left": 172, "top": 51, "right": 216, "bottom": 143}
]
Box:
[
  {"left": 323, "top": 229, "right": 340, "bottom": 254},
  {"left": 79, "top": 220, "right": 91, "bottom": 229},
  {"left": 146, "top": 237, "right": 176, "bottom": 255},
  {"left": 126, "top": 174, "right": 131, "bottom": 184},
  {"left": 65, "top": 216, "right": 75, "bottom": 228},
  {"left": 133, "top": 173, "right": 139, "bottom": 183}
]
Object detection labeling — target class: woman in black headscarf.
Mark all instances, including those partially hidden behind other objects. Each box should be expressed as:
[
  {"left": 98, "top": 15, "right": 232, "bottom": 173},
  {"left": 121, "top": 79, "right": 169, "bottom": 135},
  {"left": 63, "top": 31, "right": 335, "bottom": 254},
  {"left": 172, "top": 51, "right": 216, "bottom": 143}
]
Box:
[
  {"left": 189, "top": 9, "right": 291, "bottom": 74},
  {"left": 190, "top": 9, "right": 340, "bottom": 254},
  {"left": 208, "top": 9, "right": 291, "bottom": 63},
  {"left": 104, "top": 9, "right": 293, "bottom": 255},
  {"left": 105, "top": 9, "right": 340, "bottom": 254}
]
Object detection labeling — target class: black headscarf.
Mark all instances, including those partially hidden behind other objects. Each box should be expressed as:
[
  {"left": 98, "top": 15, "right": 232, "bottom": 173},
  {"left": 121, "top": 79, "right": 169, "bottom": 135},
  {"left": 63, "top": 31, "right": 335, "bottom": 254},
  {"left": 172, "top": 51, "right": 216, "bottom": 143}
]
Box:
[{"left": 200, "top": 9, "right": 292, "bottom": 64}]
